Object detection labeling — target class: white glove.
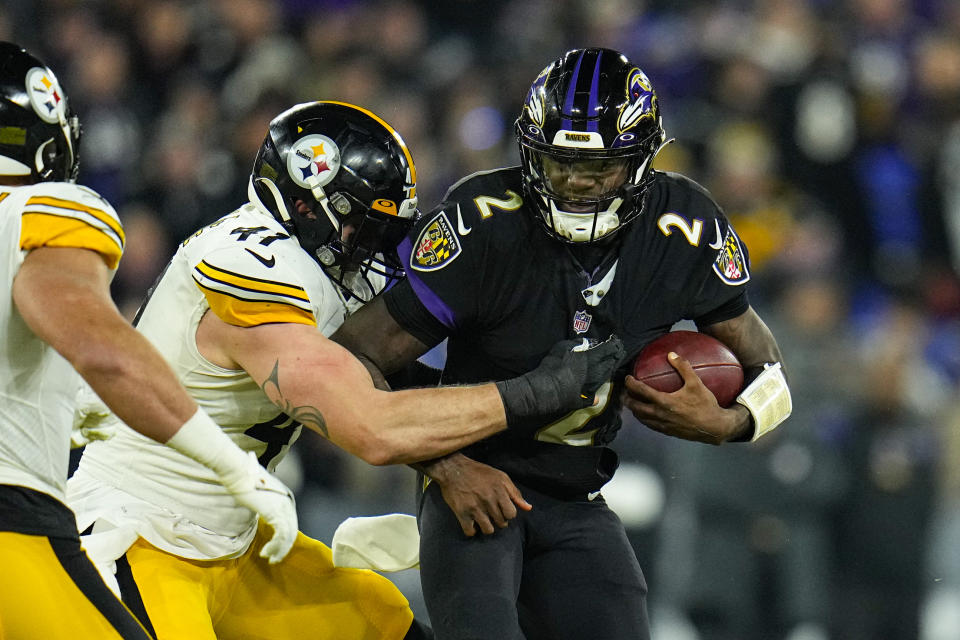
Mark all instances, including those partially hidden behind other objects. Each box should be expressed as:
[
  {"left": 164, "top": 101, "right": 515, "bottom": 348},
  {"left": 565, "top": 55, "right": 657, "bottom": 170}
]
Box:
[
  {"left": 71, "top": 382, "right": 116, "bottom": 448},
  {"left": 219, "top": 451, "right": 298, "bottom": 564},
  {"left": 165, "top": 410, "right": 298, "bottom": 564}
]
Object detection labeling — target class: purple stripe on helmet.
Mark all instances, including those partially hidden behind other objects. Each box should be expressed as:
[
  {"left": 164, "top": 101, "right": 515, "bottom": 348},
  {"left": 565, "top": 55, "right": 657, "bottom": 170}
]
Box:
[
  {"left": 561, "top": 50, "right": 585, "bottom": 131},
  {"left": 586, "top": 50, "right": 602, "bottom": 132},
  {"left": 398, "top": 236, "right": 458, "bottom": 329}
]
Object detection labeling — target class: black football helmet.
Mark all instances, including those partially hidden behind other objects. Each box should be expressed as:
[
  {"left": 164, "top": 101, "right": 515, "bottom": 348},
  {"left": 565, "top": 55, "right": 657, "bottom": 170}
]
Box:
[
  {"left": 250, "top": 101, "right": 419, "bottom": 301},
  {"left": 516, "top": 48, "right": 667, "bottom": 243},
  {"left": 0, "top": 42, "right": 80, "bottom": 183}
]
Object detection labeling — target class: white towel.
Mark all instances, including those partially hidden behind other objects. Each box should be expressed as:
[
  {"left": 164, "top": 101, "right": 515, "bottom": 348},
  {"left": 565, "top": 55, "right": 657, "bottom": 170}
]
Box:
[
  {"left": 80, "top": 523, "right": 139, "bottom": 598},
  {"left": 331, "top": 514, "right": 420, "bottom": 572}
]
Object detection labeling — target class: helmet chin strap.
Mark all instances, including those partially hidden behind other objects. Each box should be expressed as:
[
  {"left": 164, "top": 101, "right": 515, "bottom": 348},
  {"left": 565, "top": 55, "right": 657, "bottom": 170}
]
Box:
[
  {"left": 251, "top": 177, "right": 348, "bottom": 269},
  {"left": 634, "top": 136, "right": 673, "bottom": 182},
  {"left": 252, "top": 176, "right": 292, "bottom": 223},
  {"left": 34, "top": 138, "right": 55, "bottom": 180},
  {"left": 547, "top": 197, "right": 622, "bottom": 242},
  {"left": 60, "top": 114, "right": 78, "bottom": 182},
  {"left": 304, "top": 175, "right": 346, "bottom": 249}
]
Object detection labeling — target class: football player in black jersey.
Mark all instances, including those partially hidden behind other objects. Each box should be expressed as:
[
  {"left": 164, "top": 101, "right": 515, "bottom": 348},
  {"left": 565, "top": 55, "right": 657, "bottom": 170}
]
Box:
[{"left": 333, "top": 47, "right": 791, "bottom": 640}]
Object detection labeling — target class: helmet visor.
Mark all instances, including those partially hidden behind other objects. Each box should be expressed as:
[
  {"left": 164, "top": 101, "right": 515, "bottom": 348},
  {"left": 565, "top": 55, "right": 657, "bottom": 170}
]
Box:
[
  {"left": 540, "top": 155, "right": 632, "bottom": 209},
  {"left": 517, "top": 136, "right": 653, "bottom": 243}
]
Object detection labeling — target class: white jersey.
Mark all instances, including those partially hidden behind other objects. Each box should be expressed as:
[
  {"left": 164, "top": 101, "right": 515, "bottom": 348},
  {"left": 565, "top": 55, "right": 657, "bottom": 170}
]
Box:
[
  {"left": 0, "top": 182, "right": 124, "bottom": 501},
  {"left": 70, "top": 198, "right": 361, "bottom": 559}
]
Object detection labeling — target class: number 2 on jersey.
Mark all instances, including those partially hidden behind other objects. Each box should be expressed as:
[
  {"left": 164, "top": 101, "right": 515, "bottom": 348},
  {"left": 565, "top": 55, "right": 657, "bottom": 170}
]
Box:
[
  {"left": 657, "top": 213, "right": 703, "bottom": 246},
  {"left": 473, "top": 190, "right": 523, "bottom": 219},
  {"left": 535, "top": 382, "right": 613, "bottom": 446}
]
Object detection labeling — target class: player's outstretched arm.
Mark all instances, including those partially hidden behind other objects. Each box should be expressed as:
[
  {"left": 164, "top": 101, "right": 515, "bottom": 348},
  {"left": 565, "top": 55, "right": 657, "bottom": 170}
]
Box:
[
  {"left": 200, "top": 304, "right": 623, "bottom": 466},
  {"left": 332, "top": 295, "right": 626, "bottom": 435},
  {"left": 13, "top": 247, "right": 297, "bottom": 563},
  {"left": 329, "top": 295, "right": 433, "bottom": 377},
  {"left": 622, "top": 305, "right": 789, "bottom": 444},
  {"left": 330, "top": 297, "right": 619, "bottom": 528},
  {"left": 344, "top": 335, "right": 534, "bottom": 536}
]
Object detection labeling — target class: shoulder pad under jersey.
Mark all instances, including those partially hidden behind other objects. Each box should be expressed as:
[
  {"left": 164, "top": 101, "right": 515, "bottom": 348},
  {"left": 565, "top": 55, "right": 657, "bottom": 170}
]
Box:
[
  {"left": 191, "top": 230, "right": 319, "bottom": 328},
  {"left": 18, "top": 182, "right": 124, "bottom": 269},
  {"left": 647, "top": 172, "right": 751, "bottom": 287},
  {"left": 407, "top": 168, "right": 525, "bottom": 274}
]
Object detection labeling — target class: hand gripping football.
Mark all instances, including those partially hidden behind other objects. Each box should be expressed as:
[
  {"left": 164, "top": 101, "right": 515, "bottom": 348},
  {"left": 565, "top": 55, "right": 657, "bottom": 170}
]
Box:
[{"left": 632, "top": 331, "right": 744, "bottom": 407}]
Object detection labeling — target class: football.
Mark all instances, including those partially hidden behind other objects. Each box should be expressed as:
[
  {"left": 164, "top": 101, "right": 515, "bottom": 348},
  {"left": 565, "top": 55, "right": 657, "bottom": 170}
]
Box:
[{"left": 632, "top": 331, "right": 744, "bottom": 407}]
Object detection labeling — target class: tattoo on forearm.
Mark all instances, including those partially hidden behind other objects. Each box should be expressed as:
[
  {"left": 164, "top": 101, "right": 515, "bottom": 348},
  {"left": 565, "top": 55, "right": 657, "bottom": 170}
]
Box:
[{"left": 260, "top": 360, "right": 330, "bottom": 438}]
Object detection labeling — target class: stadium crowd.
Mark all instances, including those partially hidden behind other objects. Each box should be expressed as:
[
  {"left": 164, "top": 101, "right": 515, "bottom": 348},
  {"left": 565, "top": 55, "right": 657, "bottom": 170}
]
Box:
[{"left": 5, "top": 0, "right": 960, "bottom": 638}]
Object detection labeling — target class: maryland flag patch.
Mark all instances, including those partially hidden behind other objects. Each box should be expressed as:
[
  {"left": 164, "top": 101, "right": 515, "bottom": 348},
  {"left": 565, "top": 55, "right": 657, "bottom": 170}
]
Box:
[
  {"left": 411, "top": 211, "right": 461, "bottom": 272},
  {"left": 712, "top": 226, "right": 750, "bottom": 285}
]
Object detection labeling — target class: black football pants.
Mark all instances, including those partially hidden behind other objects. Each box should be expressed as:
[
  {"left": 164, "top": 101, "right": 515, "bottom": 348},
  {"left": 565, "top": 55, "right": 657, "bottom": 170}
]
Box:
[{"left": 418, "top": 480, "right": 650, "bottom": 640}]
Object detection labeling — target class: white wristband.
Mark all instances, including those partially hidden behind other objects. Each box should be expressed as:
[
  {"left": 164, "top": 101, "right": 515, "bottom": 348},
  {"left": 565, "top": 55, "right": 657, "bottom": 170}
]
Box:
[
  {"left": 165, "top": 408, "right": 249, "bottom": 483},
  {"left": 736, "top": 362, "right": 792, "bottom": 442}
]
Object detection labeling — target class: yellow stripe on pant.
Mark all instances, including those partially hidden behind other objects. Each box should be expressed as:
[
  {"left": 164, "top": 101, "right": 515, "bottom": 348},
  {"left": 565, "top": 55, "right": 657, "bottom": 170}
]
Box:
[
  {"left": 0, "top": 531, "right": 151, "bottom": 639},
  {"left": 125, "top": 520, "right": 414, "bottom": 639}
]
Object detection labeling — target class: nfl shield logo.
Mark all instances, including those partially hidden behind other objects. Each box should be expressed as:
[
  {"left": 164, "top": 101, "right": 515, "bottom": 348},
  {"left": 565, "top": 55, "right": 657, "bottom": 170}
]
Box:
[{"left": 572, "top": 310, "right": 592, "bottom": 334}]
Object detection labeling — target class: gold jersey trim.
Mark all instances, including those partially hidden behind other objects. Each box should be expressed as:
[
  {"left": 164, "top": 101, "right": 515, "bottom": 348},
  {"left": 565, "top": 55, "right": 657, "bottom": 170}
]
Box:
[
  {"left": 19, "top": 212, "right": 124, "bottom": 269},
  {"left": 24, "top": 195, "right": 125, "bottom": 248},
  {"left": 194, "top": 280, "right": 317, "bottom": 327},
  {"left": 193, "top": 260, "right": 311, "bottom": 303}
]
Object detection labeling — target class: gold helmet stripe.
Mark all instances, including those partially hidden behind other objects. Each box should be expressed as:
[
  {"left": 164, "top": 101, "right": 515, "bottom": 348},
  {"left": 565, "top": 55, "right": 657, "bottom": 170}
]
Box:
[{"left": 319, "top": 100, "right": 418, "bottom": 191}]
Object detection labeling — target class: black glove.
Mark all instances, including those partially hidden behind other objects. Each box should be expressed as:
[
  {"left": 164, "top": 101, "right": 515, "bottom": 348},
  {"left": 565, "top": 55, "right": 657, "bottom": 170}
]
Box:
[{"left": 496, "top": 335, "right": 626, "bottom": 436}]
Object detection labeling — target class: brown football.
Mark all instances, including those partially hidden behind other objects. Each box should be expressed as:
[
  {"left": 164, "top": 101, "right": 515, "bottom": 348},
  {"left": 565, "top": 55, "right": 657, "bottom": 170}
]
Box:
[{"left": 632, "top": 331, "right": 744, "bottom": 407}]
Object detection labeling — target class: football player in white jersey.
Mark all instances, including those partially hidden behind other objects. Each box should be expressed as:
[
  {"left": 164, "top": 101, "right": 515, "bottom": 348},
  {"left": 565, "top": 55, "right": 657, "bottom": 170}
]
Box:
[
  {"left": 0, "top": 42, "right": 299, "bottom": 640},
  {"left": 66, "top": 100, "right": 624, "bottom": 640}
]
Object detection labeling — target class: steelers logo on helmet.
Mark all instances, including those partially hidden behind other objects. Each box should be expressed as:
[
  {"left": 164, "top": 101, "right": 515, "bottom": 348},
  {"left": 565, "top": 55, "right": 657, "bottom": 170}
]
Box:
[
  {"left": 25, "top": 66, "right": 68, "bottom": 124},
  {"left": 287, "top": 134, "right": 341, "bottom": 189}
]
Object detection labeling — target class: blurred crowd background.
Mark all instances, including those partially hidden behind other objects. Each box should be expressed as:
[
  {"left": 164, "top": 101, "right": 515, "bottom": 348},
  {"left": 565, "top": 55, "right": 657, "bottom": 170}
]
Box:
[{"left": 8, "top": 0, "right": 960, "bottom": 638}]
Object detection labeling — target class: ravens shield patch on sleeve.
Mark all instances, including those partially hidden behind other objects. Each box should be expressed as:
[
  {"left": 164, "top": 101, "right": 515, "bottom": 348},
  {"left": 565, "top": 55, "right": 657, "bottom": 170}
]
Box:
[
  {"left": 712, "top": 226, "right": 750, "bottom": 285},
  {"left": 411, "top": 211, "right": 462, "bottom": 272}
]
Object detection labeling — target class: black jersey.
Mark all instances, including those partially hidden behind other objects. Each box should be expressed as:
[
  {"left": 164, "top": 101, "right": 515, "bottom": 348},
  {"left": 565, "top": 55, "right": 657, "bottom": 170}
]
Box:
[{"left": 385, "top": 167, "right": 750, "bottom": 494}]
